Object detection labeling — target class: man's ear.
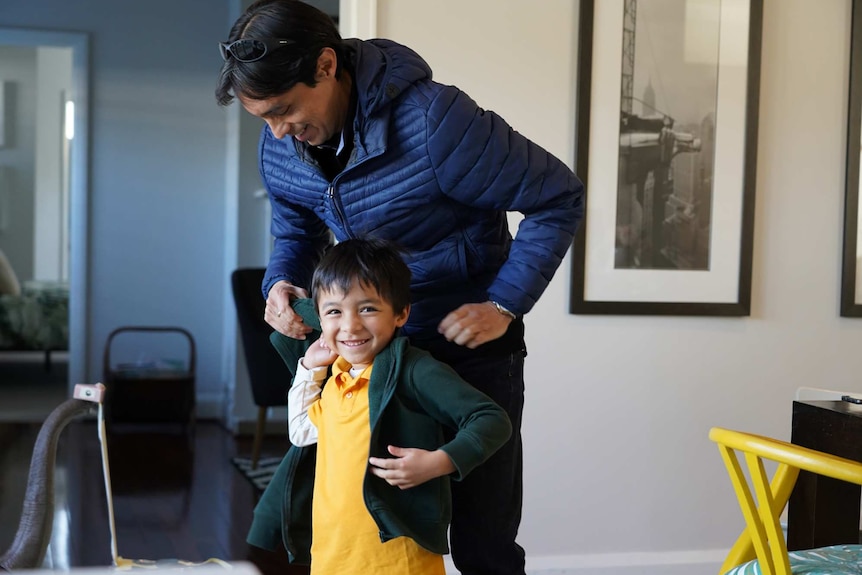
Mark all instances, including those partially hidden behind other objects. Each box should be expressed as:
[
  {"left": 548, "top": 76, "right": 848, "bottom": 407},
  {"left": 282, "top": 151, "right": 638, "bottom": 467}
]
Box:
[{"left": 316, "top": 47, "right": 337, "bottom": 80}]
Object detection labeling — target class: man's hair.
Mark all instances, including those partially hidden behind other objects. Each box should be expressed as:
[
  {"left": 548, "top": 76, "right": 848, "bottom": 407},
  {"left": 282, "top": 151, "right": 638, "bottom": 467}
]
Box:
[
  {"left": 215, "top": 0, "right": 344, "bottom": 106},
  {"left": 311, "top": 238, "right": 412, "bottom": 315}
]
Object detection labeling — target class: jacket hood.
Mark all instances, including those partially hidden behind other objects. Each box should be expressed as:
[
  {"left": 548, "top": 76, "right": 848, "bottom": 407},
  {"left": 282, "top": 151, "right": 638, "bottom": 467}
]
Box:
[{"left": 344, "top": 38, "right": 433, "bottom": 117}]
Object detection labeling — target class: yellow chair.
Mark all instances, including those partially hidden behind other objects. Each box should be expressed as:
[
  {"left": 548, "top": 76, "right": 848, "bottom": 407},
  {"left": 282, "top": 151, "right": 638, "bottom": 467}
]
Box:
[{"left": 709, "top": 427, "right": 862, "bottom": 575}]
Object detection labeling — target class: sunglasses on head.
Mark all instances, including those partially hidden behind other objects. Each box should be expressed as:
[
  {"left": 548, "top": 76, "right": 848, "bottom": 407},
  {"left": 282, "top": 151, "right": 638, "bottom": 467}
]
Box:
[{"left": 219, "top": 38, "right": 295, "bottom": 63}]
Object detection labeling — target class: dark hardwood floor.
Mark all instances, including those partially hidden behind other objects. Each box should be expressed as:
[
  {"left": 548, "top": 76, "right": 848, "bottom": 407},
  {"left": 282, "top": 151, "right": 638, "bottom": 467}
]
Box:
[{"left": 0, "top": 418, "right": 309, "bottom": 575}]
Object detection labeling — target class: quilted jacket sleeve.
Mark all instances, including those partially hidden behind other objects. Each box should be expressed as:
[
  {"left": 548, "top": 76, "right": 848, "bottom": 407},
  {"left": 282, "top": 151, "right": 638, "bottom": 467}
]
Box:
[
  {"left": 259, "top": 129, "right": 331, "bottom": 299},
  {"left": 425, "top": 86, "right": 585, "bottom": 315}
]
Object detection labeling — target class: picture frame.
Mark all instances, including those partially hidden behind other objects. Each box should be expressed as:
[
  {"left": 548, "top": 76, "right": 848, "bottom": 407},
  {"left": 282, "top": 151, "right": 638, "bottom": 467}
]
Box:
[
  {"left": 842, "top": 0, "right": 862, "bottom": 317},
  {"left": 570, "top": 0, "right": 763, "bottom": 316}
]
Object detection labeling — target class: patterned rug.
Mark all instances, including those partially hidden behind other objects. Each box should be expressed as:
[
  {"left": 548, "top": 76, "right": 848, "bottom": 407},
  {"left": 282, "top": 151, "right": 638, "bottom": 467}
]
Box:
[{"left": 231, "top": 455, "right": 282, "bottom": 493}]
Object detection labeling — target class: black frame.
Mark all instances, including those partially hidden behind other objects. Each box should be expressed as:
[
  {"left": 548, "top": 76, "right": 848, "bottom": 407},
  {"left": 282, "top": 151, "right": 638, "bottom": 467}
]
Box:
[
  {"left": 842, "top": 0, "right": 862, "bottom": 317},
  {"left": 570, "top": 0, "right": 763, "bottom": 316}
]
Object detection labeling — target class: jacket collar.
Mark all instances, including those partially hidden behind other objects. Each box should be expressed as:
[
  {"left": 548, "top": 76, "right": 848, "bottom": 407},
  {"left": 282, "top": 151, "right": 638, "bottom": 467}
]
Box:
[
  {"left": 336, "top": 39, "right": 433, "bottom": 164},
  {"left": 268, "top": 298, "right": 322, "bottom": 377},
  {"left": 343, "top": 38, "right": 432, "bottom": 118}
]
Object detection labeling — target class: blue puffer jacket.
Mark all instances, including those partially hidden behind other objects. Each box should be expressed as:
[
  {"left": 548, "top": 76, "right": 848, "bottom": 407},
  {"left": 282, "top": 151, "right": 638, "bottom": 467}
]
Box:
[{"left": 261, "top": 38, "right": 584, "bottom": 341}]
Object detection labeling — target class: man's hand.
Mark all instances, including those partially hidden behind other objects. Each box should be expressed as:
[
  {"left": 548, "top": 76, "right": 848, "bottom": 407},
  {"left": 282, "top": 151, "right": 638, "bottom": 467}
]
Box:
[
  {"left": 265, "top": 280, "right": 313, "bottom": 339},
  {"left": 437, "top": 302, "right": 512, "bottom": 349},
  {"left": 368, "top": 445, "right": 456, "bottom": 490}
]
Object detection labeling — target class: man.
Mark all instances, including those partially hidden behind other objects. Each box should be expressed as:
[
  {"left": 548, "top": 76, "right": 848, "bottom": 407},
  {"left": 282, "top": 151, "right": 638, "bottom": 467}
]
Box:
[{"left": 216, "top": 1, "right": 584, "bottom": 573}]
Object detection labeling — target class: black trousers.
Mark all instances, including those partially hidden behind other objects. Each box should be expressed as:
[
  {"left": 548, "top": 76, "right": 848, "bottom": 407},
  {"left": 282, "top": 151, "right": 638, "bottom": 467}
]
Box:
[{"left": 432, "top": 343, "right": 527, "bottom": 575}]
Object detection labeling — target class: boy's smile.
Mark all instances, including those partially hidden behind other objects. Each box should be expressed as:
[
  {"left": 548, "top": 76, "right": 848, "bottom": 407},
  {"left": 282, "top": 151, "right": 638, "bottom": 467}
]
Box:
[{"left": 317, "top": 280, "right": 409, "bottom": 370}]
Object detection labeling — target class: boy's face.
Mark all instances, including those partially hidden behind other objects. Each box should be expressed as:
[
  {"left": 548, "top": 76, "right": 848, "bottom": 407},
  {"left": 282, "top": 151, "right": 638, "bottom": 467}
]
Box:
[{"left": 317, "top": 280, "right": 409, "bottom": 371}]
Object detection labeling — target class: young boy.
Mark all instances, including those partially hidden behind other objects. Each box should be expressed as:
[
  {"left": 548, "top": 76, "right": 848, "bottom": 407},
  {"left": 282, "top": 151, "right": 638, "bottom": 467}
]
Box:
[{"left": 247, "top": 238, "right": 511, "bottom": 574}]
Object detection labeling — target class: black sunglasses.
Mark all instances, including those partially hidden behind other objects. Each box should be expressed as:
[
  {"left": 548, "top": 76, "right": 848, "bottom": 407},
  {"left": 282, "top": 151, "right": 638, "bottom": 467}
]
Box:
[{"left": 219, "top": 38, "right": 295, "bottom": 63}]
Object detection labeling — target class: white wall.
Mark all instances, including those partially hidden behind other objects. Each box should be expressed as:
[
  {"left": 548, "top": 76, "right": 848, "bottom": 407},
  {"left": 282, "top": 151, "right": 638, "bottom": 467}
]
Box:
[{"left": 375, "top": 0, "right": 862, "bottom": 573}]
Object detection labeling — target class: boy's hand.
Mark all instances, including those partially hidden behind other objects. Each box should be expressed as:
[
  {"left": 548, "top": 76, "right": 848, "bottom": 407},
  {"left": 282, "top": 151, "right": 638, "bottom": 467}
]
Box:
[
  {"left": 302, "top": 338, "right": 338, "bottom": 370},
  {"left": 368, "top": 445, "right": 456, "bottom": 490}
]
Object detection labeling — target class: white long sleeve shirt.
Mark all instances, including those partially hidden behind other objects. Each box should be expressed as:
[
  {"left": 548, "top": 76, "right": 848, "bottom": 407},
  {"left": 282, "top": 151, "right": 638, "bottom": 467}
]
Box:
[{"left": 287, "top": 359, "right": 327, "bottom": 447}]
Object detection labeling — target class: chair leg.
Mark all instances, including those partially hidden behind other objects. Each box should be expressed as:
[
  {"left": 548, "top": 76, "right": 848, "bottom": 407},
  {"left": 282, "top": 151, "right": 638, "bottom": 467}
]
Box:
[{"left": 251, "top": 406, "right": 267, "bottom": 470}]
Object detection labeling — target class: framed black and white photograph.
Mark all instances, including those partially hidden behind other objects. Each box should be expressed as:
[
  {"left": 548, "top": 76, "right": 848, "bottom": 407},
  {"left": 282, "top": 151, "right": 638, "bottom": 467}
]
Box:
[
  {"left": 842, "top": 0, "right": 862, "bottom": 317},
  {"left": 570, "top": 0, "right": 763, "bottom": 316}
]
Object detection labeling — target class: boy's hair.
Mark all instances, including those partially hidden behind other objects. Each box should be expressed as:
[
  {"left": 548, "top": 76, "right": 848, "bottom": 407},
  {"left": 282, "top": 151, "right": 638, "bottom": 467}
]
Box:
[
  {"left": 215, "top": 0, "right": 344, "bottom": 106},
  {"left": 311, "top": 238, "right": 412, "bottom": 314}
]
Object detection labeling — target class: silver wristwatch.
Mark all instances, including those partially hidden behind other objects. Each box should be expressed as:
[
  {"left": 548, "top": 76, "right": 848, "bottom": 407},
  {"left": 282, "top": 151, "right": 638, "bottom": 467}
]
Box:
[{"left": 488, "top": 300, "right": 517, "bottom": 320}]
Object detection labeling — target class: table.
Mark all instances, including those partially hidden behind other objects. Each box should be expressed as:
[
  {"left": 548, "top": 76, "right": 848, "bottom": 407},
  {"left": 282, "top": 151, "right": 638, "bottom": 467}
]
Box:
[{"left": 788, "top": 399, "right": 862, "bottom": 550}]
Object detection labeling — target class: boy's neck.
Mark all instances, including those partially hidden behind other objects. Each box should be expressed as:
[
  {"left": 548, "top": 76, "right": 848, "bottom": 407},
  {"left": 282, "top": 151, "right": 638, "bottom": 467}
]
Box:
[{"left": 334, "top": 355, "right": 373, "bottom": 377}]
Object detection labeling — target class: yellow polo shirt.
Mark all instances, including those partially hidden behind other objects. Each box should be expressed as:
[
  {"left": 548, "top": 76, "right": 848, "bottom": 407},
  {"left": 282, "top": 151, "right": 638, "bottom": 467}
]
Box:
[{"left": 307, "top": 356, "right": 444, "bottom": 575}]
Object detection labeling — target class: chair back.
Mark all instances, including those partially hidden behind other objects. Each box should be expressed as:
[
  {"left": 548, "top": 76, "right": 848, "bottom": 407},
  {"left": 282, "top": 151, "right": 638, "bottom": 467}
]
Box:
[
  {"left": 795, "top": 387, "right": 862, "bottom": 401},
  {"left": 709, "top": 427, "right": 862, "bottom": 575},
  {"left": 231, "top": 268, "right": 292, "bottom": 408}
]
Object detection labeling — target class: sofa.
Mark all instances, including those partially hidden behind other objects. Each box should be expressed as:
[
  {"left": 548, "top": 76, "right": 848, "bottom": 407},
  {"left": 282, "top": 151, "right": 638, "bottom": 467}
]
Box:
[{"left": 0, "top": 250, "right": 69, "bottom": 367}]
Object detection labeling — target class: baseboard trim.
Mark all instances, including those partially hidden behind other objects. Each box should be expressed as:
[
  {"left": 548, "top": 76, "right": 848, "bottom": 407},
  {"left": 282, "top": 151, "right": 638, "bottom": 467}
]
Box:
[{"left": 444, "top": 549, "right": 726, "bottom": 575}]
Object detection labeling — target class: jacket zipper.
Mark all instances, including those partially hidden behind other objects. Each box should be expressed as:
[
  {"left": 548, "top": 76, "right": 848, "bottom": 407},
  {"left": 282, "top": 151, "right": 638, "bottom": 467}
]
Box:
[
  {"left": 294, "top": 133, "right": 381, "bottom": 238},
  {"left": 326, "top": 144, "right": 371, "bottom": 237},
  {"left": 328, "top": 184, "right": 348, "bottom": 234}
]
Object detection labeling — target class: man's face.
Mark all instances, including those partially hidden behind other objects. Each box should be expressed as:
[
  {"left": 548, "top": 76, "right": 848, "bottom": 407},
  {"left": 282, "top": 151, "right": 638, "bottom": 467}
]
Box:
[{"left": 239, "top": 48, "right": 347, "bottom": 146}]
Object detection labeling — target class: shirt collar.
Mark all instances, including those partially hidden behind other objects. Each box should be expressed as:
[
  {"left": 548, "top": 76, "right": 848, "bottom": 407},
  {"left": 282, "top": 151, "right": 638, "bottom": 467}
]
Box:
[{"left": 332, "top": 355, "right": 373, "bottom": 380}]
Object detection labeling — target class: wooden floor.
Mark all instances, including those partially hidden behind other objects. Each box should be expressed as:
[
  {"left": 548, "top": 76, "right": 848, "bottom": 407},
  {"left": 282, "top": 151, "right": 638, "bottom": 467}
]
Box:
[{"left": 0, "top": 418, "right": 309, "bottom": 574}]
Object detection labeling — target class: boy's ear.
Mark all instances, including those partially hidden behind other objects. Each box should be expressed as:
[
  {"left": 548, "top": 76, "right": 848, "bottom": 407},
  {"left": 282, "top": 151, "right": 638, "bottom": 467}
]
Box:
[{"left": 395, "top": 304, "right": 410, "bottom": 327}]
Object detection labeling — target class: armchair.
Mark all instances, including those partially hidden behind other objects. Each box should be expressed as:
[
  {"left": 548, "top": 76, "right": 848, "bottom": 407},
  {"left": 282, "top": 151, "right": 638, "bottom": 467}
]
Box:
[
  {"left": 709, "top": 427, "right": 862, "bottom": 575},
  {"left": 231, "top": 268, "right": 293, "bottom": 470}
]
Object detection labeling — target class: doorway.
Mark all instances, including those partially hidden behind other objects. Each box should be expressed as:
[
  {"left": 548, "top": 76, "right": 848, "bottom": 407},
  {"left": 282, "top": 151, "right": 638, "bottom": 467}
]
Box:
[{"left": 0, "top": 29, "right": 89, "bottom": 421}]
